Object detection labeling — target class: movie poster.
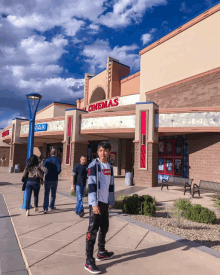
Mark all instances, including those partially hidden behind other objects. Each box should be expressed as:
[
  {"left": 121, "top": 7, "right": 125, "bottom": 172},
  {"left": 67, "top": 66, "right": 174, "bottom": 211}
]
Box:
[
  {"left": 174, "top": 159, "right": 182, "bottom": 174},
  {"left": 166, "top": 159, "right": 173, "bottom": 172},
  {"left": 158, "top": 158, "right": 164, "bottom": 171}
]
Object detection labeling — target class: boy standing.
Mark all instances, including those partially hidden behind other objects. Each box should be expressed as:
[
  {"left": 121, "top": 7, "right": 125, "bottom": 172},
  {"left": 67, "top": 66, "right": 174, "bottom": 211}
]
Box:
[
  {"left": 85, "top": 141, "right": 115, "bottom": 274},
  {"left": 71, "top": 156, "right": 88, "bottom": 217}
]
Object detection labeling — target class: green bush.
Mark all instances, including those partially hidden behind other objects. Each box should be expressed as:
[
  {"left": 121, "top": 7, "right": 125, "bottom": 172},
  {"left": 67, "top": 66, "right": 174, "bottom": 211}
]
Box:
[
  {"left": 184, "top": 204, "right": 217, "bottom": 224},
  {"left": 114, "top": 194, "right": 127, "bottom": 209},
  {"left": 122, "top": 194, "right": 156, "bottom": 216},
  {"left": 173, "top": 198, "right": 192, "bottom": 211},
  {"left": 72, "top": 187, "right": 88, "bottom": 197},
  {"left": 214, "top": 197, "right": 220, "bottom": 212}
]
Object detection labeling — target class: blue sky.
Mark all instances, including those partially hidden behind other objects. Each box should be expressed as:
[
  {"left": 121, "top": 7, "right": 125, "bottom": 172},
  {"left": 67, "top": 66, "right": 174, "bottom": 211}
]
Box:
[{"left": 0, "top": 0, "right": 219, "bottom": 129}]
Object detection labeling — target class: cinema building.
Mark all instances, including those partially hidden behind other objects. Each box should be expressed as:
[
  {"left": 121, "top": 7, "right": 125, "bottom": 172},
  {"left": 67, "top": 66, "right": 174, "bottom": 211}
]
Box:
[{"left": 2, "top": 3, "right": 220, "bottom": 186}]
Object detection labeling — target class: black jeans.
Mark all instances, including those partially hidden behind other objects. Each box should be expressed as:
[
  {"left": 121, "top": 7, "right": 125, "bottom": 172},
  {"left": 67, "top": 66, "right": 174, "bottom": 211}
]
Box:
[
  {"left": 86, "top": 201, "right": 109, "bottom": 259},
  {"left": 25, "top": 180, "right": 40, "bottom": 210}
]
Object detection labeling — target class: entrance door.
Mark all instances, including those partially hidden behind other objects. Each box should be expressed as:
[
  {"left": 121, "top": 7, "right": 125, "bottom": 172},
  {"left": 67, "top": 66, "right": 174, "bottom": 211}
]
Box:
[{"left": 158, "top": 139, "right": 183, "bottom": 177}]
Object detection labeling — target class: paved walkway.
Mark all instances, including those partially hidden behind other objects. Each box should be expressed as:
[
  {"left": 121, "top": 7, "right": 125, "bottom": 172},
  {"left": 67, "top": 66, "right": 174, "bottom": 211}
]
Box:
[{"left": 0, "top": 167, "right": 220, "bottom": 275}]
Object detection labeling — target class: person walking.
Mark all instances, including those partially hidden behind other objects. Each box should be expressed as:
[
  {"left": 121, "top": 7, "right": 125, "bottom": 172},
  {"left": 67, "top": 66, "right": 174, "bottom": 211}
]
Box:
[
  {"left": 85, "top": 141, "right": 115, "bottom": 274},
  {"left": 22, "top": 154, "right": 45, "bottom": 216},
  {"left": 43, "top": 148, "right": 61, "bottom": 214},
  {"left": 1, "top": 155, "right": 6, "bottom": 167},
  {"left": 71, "top": 156, "right": 88, "bottom": 217}
]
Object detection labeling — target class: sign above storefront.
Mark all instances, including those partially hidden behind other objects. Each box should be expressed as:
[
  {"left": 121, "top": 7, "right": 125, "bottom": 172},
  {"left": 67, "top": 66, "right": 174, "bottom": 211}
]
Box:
[
  {"left": 35, "top": 123, "right": 47, "bottom": 132},
  {"left": 82, "top": 98, "right": 119, "bottom": 112},
  {"left": 2, "top": 130, "right": 9, "bottom": 137}
]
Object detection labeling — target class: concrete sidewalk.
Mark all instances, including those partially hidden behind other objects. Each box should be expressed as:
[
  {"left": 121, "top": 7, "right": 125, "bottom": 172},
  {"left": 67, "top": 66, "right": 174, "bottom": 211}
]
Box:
[{"left": 0, "top": 167, "right": 220, "bottom": 275}]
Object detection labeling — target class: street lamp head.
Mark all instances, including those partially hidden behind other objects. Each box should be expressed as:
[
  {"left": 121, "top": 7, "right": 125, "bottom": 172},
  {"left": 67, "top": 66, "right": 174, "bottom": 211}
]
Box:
[
  {"left": 26, "top": 92, "right": 42, "bottom": 121},
  {"left": 26, "top": 93, "right": 42, "bottom": 100}
]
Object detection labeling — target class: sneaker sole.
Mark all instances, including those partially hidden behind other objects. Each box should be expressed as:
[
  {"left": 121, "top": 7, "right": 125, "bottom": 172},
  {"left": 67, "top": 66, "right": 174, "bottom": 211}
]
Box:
[
  {"left": 84, "top": 266, "right": 101, "bottom": 274},
  {"left": 96, "top": 254, "right": 114, "bottom": 262}
]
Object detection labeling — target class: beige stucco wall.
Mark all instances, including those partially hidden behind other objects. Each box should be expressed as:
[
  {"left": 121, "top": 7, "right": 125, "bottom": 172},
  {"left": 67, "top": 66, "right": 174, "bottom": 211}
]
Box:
[
  {"left": 54, "top": 105, "right": 71, "bottom": 117},
  {"left": 88, "top": 70, "right": 107, "bottom": 103},
  {"left": 36, "top": 105, "right": 54, "bottom": 120},
  {"left": 121, "top": 75, "right": 140, "bottom": 96},
  {"left": 140, "top": 10, "right": 220, "bottom": 101}
]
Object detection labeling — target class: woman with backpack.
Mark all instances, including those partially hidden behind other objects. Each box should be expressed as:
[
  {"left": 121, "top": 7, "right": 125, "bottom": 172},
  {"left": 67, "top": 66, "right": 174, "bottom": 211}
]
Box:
[{"left": 22, "top": 154, "right": 47, "bottom": 216}]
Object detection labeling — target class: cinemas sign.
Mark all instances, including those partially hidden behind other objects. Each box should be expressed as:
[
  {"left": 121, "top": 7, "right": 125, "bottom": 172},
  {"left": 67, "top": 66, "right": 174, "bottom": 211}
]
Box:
[
  {"left": 82, "top": 98, "right": 119, "bottom": 112},
  {"left": 2, "top": 130, "right": 9, "bottom": 137}
]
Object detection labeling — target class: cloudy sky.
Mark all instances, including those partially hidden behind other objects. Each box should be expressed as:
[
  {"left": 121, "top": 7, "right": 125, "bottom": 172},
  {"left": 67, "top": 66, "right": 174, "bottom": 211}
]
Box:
[{"left": 0, "top": 0, "right": 218, "bottom": 128}]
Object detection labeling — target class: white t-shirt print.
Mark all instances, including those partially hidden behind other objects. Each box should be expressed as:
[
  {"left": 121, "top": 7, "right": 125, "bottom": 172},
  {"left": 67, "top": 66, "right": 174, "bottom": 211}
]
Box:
[{"left": 98, "top": 159, "right": 111, "bottom": 204}]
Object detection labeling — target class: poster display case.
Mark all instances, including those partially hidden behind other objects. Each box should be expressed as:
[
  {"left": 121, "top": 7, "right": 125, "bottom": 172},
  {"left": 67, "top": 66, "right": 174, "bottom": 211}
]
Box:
[{"left": 158, "top": 138, "right": 183, "bottom": 177}]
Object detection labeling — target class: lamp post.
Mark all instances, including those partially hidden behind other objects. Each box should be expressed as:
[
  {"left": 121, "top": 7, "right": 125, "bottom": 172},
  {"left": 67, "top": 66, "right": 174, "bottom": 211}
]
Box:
[{"left": 21, "top": 93, "right": 42, "bottom": 209}]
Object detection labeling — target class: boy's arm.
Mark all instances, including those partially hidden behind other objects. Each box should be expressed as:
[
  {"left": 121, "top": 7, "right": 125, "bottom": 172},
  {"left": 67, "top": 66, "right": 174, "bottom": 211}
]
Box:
[
  {"left": 108, "top": 167, "right": 115, "bottom": 206},
  {"left": 88, "top": 165, "right": 98, "bottom": 207}
]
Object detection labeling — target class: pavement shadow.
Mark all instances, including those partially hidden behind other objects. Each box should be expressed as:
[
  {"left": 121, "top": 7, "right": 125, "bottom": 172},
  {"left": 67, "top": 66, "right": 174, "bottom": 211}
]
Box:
[
  {"left": 0, "top": 182, "right": 12, "bottom": 186},
  {"left": 99, "top": 242, "right": 184, "bottom": 273},
  {"left": 0, "top": 214, "right": 21, "bottom": 218}
]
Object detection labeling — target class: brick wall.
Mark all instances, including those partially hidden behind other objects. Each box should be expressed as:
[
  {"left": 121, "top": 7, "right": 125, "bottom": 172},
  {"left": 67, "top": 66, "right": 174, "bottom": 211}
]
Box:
[
  {"left": 133, "top": 142, "right": 158, "bottom": 187},
  {"left": 10, "top": 144, "right": 27, "bottom": 172},
  {"left": 61, "top": 142, "right": 88, "bottom": 179},
  {"left": 188, "top": 133, "right": 220, "bottom": 184},
  {"left": 146, "top": 70, "right": 220, "bottom": 108}
]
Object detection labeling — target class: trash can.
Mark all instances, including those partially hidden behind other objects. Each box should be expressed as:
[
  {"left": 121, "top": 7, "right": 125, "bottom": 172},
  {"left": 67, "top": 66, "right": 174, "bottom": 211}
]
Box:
[
  {"left": 14, "top": 164, "right": 21, "bottom": 173},
  {"left": 9, "top": 167, "right": 13, "bottom": 173},
  {"left": 125, "top": 172, "right": 133, "bottom": 186}
]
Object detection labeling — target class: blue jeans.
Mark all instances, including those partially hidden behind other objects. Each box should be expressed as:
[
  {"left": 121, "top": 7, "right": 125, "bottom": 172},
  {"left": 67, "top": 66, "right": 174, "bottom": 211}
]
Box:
[
  {"left": 75, "top": 185, "right": 86, "bottom": 215},
  {"left": 43, "top": 180, "right": 58, "bottom": 211},
  {"left": 25, "top": 180, "right": 40, "bottom": 210}
]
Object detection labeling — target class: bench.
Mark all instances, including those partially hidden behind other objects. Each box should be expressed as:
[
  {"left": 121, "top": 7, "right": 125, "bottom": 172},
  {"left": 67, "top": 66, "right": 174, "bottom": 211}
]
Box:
[
  {"left": 161, "top": 176, "right": 193, "bottom": 195},
  {"left": 192, "top": 180, "right": 220, "bottom": 197}
]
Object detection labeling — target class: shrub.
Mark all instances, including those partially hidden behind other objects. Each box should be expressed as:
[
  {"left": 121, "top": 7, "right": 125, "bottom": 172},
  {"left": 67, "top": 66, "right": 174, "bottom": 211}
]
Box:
[
  {"left": 173, "top": 198, "right": 192, "bottom": 211},
  {"left": 122, "top": 194, "right": 156, "bottom": 216},
  {"left": 214, "top": 197, "right": 220, "bottom": 212},
  {"left": 114, "top": 194, "right": 127, "bottom": 209},
  {"left": 72, "top": 187, "right": 88, "bottom": 197},
  {"left": 184, "top": 204, "right": 217, "bottom": 224}
]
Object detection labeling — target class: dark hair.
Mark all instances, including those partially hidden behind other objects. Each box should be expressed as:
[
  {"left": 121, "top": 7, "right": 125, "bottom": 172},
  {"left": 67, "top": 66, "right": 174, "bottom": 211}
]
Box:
[
  {"left": 97, "top": 141, "right": 111, "bottom": 151},
  {"left": 27, "top": 154, "right": 39, "bottom": 169},
  {"left": 80, "top": 155, "right": 87, "bottom": 159}
]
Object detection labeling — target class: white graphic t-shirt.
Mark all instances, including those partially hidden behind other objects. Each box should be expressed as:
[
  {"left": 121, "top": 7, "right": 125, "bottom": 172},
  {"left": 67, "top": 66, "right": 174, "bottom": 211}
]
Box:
[{"left": 98, "top": 159, "right": 111, "bottom": 204}]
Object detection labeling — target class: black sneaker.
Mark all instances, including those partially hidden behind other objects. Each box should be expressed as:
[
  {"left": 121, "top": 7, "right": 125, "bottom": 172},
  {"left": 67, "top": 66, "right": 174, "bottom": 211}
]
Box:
[
  {"left": 84, "top": 258, "right": 101, "bottom": 274},
  {"left": 96, "top": 250, "right": 114, "bottom": 261},
  {"left": 79, "top": 211, "right": 85, "bottom": 218}
]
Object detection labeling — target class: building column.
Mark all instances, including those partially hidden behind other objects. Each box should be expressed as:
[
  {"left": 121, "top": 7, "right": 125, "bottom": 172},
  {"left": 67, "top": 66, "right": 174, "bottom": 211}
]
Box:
[
  {"left": 61, "top": 108, "right": 89, "bottom": 179},
  {"left": 133, "top": 102, "right": 158, "bottom": 187},
  {"left": 10, "top": 143, "right": 27, "bottom": 172}
]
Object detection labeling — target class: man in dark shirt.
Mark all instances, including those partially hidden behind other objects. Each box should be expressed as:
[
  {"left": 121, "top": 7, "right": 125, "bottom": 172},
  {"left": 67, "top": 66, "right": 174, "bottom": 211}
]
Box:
[
  {"left": 43, "top": 149, "right": 61, "bottom": 214},
  {"left": 71, "top": 156, "right": 88, "bottom": 217}
]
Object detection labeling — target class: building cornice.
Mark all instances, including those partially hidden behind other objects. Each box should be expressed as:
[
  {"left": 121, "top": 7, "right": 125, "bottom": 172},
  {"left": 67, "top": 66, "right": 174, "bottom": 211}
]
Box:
[
  {"left": 20, "top": 116, "right": 65, "bottom": 125},
  {"left": 140, "top": 3, "right": 220, "bottom": 56},
  {"left": 81, "top": 110, "right": 135, "bottom": 119}
]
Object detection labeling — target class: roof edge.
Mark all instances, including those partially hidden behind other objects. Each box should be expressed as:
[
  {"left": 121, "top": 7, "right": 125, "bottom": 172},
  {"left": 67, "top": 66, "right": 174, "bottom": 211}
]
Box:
[{"left": 139, "top": 3, "right": 220, "bottom": 56}]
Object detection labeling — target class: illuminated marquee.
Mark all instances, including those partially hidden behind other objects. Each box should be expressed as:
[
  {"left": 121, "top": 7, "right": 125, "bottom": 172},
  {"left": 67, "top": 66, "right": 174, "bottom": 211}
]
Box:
[
  {"left": 2, "top": 130, "right": 9, "bottom": 137},
  {"left": 82, "top": 98, "right": 119, "bottom": 112}
]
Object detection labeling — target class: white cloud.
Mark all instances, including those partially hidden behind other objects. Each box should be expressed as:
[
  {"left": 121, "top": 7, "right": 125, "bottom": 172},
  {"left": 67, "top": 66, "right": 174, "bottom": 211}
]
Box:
[
  {"left": 0, "top": 112, "right": 21, "bottom": 129},
  {"left": 141, "top": 28, "right": 156, "bottom": 45},
  {"left": 179, "top": 2, "right": 191, "bottom": 13},
  {"left": 82, "top": 39, "right": 140, "bottom": 73},
  {"left": 97, "top": 0, "right": 167, "bottom": 28},
  {"left": 89, "top": 24, "right": 100, "bottom": 31}
]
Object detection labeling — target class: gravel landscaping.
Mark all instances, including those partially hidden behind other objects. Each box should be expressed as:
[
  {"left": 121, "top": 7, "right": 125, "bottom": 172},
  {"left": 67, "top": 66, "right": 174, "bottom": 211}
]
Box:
[{"left": 111, "top": 205, "right": 220, "bottom": 252}]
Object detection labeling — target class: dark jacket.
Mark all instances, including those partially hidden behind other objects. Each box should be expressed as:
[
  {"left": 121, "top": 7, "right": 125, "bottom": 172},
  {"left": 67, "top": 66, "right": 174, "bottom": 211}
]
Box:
[{"left": 43, "top": 156, "right": 61, "bottom": 181}]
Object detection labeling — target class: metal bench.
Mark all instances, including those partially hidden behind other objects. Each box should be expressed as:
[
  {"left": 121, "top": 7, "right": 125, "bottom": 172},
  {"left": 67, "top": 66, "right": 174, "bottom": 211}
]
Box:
[
  {"left": 161, "top": 176, "right": 193, "bottom": 195},
  {"left": 192, "top": 180, "right": 220, "bottom": 197}
]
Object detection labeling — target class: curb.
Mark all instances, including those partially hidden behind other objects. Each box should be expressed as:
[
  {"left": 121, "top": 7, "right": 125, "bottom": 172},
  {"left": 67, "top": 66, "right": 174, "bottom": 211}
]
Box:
[
  {"left": 115, "top": 213, "right": 220, "bottom": 258},
  {"left": 1, "top": 192, "right": 32, "bottom": 275}
]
